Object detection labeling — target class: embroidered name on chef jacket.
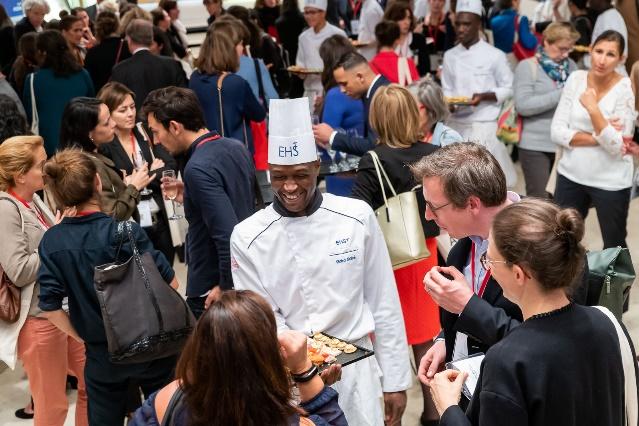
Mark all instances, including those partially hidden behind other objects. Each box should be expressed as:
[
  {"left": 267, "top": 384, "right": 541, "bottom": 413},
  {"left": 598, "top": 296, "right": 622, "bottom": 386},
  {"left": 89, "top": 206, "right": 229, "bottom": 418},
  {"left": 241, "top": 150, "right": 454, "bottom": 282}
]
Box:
[
  {"left": 279, "top": 142, "right": 299, "bottom": 158},
  {"left": 330, "top": 237, "right": 358, "bottom": 265}
]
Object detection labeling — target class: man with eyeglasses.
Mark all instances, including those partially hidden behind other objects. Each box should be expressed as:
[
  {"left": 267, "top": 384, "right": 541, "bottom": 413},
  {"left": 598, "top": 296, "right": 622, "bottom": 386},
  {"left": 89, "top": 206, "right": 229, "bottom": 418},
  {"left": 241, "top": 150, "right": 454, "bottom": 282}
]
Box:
[
  {"left": 410, "top": 143, "right": 589, "bottom": 403},
  {"left": 294, "top": 0, "right": 346, "bottom": 100}
]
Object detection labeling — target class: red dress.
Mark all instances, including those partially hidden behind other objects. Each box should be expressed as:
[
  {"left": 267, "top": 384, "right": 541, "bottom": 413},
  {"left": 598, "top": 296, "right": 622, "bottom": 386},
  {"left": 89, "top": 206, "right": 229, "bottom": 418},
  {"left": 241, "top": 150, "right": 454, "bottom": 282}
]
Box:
[
  {"left": 369, "top": 51, "right": 419, "bottom": 85},
  {"left": 393, "top": 238, "right": 441, "bottom": 345}
]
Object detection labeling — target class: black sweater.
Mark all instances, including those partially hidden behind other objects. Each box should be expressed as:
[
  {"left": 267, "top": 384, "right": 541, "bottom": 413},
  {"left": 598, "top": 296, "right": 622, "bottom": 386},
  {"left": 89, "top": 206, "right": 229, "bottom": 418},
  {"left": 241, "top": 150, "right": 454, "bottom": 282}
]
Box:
[{"left": 441, "top": 303, "right": 636, "bottom": 426}]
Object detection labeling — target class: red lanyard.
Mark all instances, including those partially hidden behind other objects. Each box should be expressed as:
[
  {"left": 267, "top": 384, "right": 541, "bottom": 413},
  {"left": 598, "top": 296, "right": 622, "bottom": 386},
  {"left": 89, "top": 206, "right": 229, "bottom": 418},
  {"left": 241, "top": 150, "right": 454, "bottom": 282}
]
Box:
[
  {"left": 470, "top": 242, "right": 491, "bottom": 298},
  {"left": 350, "top": 0, "right": 362, "bottom": 17},
  {"left": 76, "top": 210, "right": 101, "bottom": 216},
  {"left": 8, "top": 189, "right": 49, "bottom": 229},
  {"left": 196, "top": 134, "right": 221, "bottom": 148},
  {"left": 427, "top": 13, "right": 444, "bottom": 47},
  {"left": 130, "top": 131, "right": 138, "bottom": 162}
]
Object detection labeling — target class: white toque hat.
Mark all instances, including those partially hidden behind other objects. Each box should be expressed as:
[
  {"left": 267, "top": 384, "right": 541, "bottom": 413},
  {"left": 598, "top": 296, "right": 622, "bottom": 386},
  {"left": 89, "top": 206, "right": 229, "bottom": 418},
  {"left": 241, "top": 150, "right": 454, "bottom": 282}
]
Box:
[
  {"left": 268, "top": 98, "right": 318, "bottom": 165},
  {"left": 304, "top": 0, "right": 328, "bottom": 11},
  {"left": 456, "top": 0, "right": 483, "bottom": 16}
]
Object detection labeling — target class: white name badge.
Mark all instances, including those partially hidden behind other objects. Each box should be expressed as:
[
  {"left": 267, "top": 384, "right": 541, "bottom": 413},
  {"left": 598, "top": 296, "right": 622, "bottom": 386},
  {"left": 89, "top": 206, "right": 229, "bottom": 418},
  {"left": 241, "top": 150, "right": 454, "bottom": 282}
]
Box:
[
  {"left": 138, "top": 200, "right": 153, "bottom": 228},
  {"left": 350, "top": 19, "right": 360, "bottom": 35}
]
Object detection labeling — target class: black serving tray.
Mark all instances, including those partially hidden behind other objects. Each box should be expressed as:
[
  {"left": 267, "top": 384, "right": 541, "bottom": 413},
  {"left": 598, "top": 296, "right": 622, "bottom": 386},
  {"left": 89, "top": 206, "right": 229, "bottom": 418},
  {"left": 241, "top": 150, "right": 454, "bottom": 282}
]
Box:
[{"left": 314, "top": 333, "right": 375, "bottom": 372}]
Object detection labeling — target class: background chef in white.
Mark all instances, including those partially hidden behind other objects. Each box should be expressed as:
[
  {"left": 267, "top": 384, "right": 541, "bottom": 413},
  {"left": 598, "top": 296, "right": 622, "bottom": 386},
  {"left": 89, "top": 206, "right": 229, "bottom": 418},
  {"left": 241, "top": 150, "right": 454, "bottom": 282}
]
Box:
[
  {"left": 441, "top": 0, "right": 518, "bottom": 187},
  {"left": 230, "top": 98, "right": 412, "bottom": 426},
  {"left": 295, "top": 0, "right": 347, "bottom": 102}
]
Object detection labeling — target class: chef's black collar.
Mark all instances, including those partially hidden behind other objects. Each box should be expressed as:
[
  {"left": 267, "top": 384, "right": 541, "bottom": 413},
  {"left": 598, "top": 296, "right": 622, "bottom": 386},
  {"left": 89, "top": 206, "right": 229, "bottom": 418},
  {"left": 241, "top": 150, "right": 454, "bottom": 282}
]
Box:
[{"left": 273, "top": 189, "right": 323, "bottom": 217}]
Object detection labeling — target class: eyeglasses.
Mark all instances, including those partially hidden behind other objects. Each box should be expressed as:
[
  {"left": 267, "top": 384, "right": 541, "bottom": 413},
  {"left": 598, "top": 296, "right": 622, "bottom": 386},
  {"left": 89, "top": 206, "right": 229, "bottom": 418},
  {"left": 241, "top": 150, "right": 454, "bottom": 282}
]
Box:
[
  {"left": 424, "top": 200, "right": 451, "bottom": 217},
  {"left": 480, "top": 252, "right": 508, "bottom": 270}
]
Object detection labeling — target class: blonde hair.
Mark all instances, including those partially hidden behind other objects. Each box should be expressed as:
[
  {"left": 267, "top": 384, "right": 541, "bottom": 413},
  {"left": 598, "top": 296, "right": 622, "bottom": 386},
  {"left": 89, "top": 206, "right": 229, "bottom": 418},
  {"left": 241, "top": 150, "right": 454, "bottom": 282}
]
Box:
[
  {"left": 119, "top": 6, "right": 152, "bottom": 35},
  {"left": 543, "top": 22, "right": 580, "bottom": 45},
  {"left": 0, "top": 136, "right": 44, "bottom": 191},
  {"left": 369, "top": 84, "right": 422, "bottom": 148}
]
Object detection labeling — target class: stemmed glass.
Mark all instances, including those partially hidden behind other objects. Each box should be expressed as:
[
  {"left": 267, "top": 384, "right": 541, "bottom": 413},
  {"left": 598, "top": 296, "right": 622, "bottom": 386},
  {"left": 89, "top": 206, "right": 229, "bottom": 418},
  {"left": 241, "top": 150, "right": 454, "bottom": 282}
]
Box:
[
  {"left": 132, "top": 153, "right": 152, "bottom": 196},
  {"left": 162, "top": 170, "right": 183, "bottom": 220}
]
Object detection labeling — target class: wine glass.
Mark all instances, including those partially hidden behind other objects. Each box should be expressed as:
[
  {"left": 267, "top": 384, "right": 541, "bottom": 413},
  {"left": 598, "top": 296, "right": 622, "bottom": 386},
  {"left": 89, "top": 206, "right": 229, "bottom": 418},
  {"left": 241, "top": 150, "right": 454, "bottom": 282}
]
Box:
[
  {"left": 132, "top": 152, "right": 152, "bottom": 196},
  {"left": 162, "top": 170, "right": 183, "bottom": 220}
]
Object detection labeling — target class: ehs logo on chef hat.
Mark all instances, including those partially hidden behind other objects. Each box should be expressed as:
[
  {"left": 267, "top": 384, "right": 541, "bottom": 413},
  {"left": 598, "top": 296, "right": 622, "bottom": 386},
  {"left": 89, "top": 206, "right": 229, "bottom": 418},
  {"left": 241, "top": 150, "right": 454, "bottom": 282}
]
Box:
[
  {"left": 304, "top": 0, "right": 327, "bottom": 11},
  {"left": 268, "top": 98, "right": 318, "bottom": 166},
  {"left": 456, "top": 0, "right": 483, "bottom": 16}
]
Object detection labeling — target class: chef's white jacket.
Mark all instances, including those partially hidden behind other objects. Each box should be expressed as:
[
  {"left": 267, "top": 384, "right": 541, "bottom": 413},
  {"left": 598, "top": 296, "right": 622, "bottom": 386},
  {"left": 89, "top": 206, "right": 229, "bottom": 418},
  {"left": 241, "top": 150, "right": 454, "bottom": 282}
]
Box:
[
  {"left": 230, "top": 193, "right": 412, "bottom": 396},
  {"left": 357, "top": 0, "right": 384, "bottom": 60},
  {"left": 442, "top": 39, "right": 513, "bottom": 123},
  {"left": 296, "top": 23, "right": 347, "bottom": 94}
]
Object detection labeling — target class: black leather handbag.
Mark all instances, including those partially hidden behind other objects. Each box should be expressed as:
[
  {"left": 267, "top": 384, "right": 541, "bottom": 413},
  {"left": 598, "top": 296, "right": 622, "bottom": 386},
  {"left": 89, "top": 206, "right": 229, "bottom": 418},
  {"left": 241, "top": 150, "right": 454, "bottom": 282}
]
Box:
[{"left": 94, "top": 221, "right": 195, "bottom": 364}]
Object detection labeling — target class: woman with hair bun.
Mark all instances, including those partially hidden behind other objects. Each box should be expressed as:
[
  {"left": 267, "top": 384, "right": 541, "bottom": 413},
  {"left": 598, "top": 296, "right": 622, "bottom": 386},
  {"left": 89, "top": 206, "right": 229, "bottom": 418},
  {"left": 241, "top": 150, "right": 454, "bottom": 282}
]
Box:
[{"left": 428, "top": 198, "right": 639, "bottom": 426}]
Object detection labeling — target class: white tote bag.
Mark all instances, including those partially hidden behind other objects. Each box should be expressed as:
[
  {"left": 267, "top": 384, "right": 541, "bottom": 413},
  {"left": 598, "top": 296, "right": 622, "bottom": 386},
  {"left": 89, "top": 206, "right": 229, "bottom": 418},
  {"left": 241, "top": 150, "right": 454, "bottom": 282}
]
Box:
[{"left": 29, "top": 73, "right": 39, "bottom": 135}]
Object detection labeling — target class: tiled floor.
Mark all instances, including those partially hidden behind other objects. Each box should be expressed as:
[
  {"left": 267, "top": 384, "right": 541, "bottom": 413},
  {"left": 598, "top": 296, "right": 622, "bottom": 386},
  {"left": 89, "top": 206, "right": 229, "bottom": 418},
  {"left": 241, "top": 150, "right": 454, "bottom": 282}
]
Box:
[{"left": 1, "top": 166, "right": 638, "bottom": 425}]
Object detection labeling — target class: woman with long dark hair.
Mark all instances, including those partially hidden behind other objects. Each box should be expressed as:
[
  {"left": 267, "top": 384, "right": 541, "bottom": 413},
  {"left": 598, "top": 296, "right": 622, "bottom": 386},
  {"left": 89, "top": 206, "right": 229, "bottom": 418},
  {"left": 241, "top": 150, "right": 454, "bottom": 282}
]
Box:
[
  {"left": 130, "top": 290, "right": 346, "bottom": 425},
  {"left": 58, "top": 97, "right": 153, "bottom": 220},
  {"left": 23, "top": 30, "right": 94, "bottom": 155}
]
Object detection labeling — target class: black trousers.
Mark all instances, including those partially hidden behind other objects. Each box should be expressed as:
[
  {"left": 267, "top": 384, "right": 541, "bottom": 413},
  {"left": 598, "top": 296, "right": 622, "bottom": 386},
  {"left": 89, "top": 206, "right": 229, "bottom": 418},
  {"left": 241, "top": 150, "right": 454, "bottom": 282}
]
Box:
[
  {"left": 144, "top": 213, "right": 175, "bottom": 266},
  {"left": 186, "top": 296, "right": 206, "bottom": 320},
  {"left": 554, "top": 174, "right": 630, "bottom": 248},
  {"left": 84, "top": 345, "right": 176, "bottom": 425}
]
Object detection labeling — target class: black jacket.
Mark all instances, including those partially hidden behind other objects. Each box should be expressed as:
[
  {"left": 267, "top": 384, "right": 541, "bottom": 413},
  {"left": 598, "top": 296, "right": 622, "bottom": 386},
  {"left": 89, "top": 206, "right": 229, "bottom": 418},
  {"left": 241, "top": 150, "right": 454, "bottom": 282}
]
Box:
[
  {"left": 351, "top": 142, "right": 440, "bottom": 238},
  {"left": 84, "top": 37, "right": 131, "bottom": 92},
  {"left": 441, "top": 237, "right": 590, "bottom": 362},
  {"left": 0, "top": 26, "right": 16, "bottom": 75},
  {"left": 13, "top": 17, "right": 39, "bottom": 46},
  {"left": 275, "top": 10, "right": 306, "bottom": 65},
  {"left": 110, "top": 49, "right": 188, "bottom": 111},
  {"left": 331, "top": 75, "right": 389, "bottom": 156}
]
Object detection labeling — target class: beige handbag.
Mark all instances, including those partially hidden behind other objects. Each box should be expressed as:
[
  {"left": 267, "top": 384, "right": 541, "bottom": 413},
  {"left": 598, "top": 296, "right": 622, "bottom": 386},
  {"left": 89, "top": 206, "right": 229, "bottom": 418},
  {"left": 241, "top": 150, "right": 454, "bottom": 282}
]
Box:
[{"left": 369, "top": 151, "right": 430, "bottom": 269}]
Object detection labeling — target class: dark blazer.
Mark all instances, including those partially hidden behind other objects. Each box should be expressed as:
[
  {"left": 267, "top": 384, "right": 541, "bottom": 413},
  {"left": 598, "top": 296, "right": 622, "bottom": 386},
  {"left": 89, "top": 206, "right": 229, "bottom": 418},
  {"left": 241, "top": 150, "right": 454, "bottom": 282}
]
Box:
[
  {"left": 351, "top": 142, "right": 440, "bottom": 238},
  {"left": 441, "top": 237, "right": 590, "bottom": 362},
  {"left": 110, "top": 49, "right": 188, "bottom": 111},
  {"left": 86, "top": 3, "right": 98, "bottom": 22},
  {"left": 13, "top": 17, "right": 39, "bottom": 46},
  {"left": 331, "top": 75, "right": 390, "bottom": 156},
  {"left": 84, "top": 36, "right": 131, "bottom": 92},
  {"left": 189, "top": 72, "right": 265, "bottom": 154}
]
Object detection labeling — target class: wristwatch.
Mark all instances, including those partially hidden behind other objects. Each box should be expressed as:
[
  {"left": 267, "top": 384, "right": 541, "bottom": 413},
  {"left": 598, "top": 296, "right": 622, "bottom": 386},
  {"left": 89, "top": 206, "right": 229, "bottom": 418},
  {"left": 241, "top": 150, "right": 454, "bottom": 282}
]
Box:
[{"left": 291, "top": 364, "right": 319, "bottom": 383}]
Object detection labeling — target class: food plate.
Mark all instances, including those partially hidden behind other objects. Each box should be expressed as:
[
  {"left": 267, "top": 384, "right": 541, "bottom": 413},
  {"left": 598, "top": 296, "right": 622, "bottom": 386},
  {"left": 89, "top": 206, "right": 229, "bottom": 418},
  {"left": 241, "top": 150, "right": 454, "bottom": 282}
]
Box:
[
  {"left": 307, "top": 332, "right": 374, "bottom": 372},
  {"left": 351, "top": 40, "right": 370, "bottom": 48},
  {"left": 445, "top": 96, "right": 473, "bottom": 106},
  {"left": 573, "top": 45, "right": 589, "bottom": 53},
  {"left": 287, "top": 66, "right": 323, "bottom": 74}
]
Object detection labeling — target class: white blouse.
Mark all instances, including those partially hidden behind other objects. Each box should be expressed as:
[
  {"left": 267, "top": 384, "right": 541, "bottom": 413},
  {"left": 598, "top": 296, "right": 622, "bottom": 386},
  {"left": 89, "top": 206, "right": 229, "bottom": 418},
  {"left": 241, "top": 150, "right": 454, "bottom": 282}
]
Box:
[{"left": 551, "top": 70, "right": 635, "bottom": 191}]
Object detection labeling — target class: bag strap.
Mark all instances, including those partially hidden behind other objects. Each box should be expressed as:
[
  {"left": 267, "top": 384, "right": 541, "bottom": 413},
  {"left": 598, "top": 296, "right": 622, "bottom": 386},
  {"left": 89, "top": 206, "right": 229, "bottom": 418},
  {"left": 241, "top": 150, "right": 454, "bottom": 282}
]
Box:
[
  {"left": 369, "top": 151, "right": 397, "bottom": 207},
  {"left": 29, "top": 73, "right": 37, "bottom": 124},
  {"left": 528, "top": 57, "right": 538, "bottom": 81},
  {"left": 253, "top": 58, "right": 266, "bottom": 106},
  {"left": 160, "top": 387, "right": 185, "bottom": 426},
  {"left": 216, "top": 72, "right": 228, "bottom": 136},
  {"left": 114, "top": 38, "right": 124, "bottom": 65},
  {"left": 0, "top": 197, "right": 24, "bottom": 233}
]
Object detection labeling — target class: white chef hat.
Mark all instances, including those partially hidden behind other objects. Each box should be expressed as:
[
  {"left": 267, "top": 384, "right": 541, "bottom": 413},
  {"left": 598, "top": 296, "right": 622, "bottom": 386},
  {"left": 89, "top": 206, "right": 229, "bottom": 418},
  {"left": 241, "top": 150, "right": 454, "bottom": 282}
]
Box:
[
  {"left": 304, "top": 0, "right": 327, "bottom": 11},
  {"left": 456, "top": 0, "right": 483, "bottom": 16},
  {"left": 268, "top": 98, "right": 318, "bottom": 165}
]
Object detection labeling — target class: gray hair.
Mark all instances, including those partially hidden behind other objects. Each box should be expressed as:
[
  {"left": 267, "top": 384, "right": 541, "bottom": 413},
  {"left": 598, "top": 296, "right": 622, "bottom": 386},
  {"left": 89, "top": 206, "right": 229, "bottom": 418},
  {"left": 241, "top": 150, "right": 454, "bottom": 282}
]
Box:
[
  {"left": 125, "top": 18, "right": 153, "bottom": 46},
  {"left": 416, "top": 75, "right": 449, "bottom": 130},
  {"left": 410, "top": 142, "right": 507, "bottom": 208},
  {"left": 22, "top": 0, "right": 50, "bottom": 14}
]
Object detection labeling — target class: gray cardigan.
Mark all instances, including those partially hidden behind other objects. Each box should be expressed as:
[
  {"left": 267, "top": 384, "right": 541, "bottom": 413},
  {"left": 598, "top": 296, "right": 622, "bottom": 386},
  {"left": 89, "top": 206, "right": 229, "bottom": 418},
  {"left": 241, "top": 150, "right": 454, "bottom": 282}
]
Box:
[{"left": 514, "top": 57, "right": 577, "bottom": 153}]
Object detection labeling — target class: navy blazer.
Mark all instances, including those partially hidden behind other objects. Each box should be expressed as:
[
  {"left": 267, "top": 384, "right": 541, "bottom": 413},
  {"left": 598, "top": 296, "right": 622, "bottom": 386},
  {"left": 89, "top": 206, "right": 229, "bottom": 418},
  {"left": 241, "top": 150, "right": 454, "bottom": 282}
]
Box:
[
  {"left": 331, "top": 75, "right": 389, "bottom": 156},
  {"left": 189, "top": 71, "right": 266, "bottom": 154},
  {"left": 441, "top": 237, "right": 590, "bottom": 362}
]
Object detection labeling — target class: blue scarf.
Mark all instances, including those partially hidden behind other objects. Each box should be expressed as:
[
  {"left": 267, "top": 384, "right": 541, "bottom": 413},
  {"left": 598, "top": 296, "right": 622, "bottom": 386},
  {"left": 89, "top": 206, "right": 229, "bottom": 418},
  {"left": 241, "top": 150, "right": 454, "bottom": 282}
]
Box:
[{"left": 535, "top": 45, "right": 571, "bottom": 87}]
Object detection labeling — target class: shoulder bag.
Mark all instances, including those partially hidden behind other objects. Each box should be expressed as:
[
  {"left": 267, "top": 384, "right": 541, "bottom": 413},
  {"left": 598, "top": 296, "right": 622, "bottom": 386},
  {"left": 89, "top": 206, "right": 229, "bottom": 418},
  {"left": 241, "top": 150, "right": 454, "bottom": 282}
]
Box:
[
  {"left": 217, "top": 72, "right": 249, "bottom": 149},
  {"left": 512, "top": 15, "right": 537, "bottom": 61},
  {"left": 586, "top": 246, "right": 635, "bottom": 322},
  {"left": 0, "top": 197, "right": 23, "bottom": 323},
  {"left": 496, "top": 58, "right": 537, "bottom": 145},
  {"left": 29, "top": 73, "right": 39, "bottom": 135},
  {"left": 369, "top": 151, "right": 430, "bottom": 269},
  {"left": 94, "top": 221, "right": 195, "bottom": 364}
]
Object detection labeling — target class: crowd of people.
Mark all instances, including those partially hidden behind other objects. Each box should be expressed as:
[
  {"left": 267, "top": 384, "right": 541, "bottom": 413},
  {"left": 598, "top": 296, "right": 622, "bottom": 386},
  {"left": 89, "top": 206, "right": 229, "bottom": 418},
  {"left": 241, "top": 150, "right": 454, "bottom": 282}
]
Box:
[{"left": 0, "top": 0, "right": 639, "bottom": 424}]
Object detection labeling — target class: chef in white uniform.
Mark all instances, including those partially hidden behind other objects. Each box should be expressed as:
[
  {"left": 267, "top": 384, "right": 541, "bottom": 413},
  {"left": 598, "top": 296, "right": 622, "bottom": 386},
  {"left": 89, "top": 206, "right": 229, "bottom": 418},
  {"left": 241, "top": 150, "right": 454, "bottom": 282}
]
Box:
[
  {"left": 230, "top": 97, "right": 412, "bottom": 426},
  {"left": 357, "top": 0, "right": 384, "bottom": 60},
  {"left": 295, "top": 0, "right": 347, "bottom": 100},
  {"left": 441, "top": 0, "right": 518, "bottom": 187}
]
